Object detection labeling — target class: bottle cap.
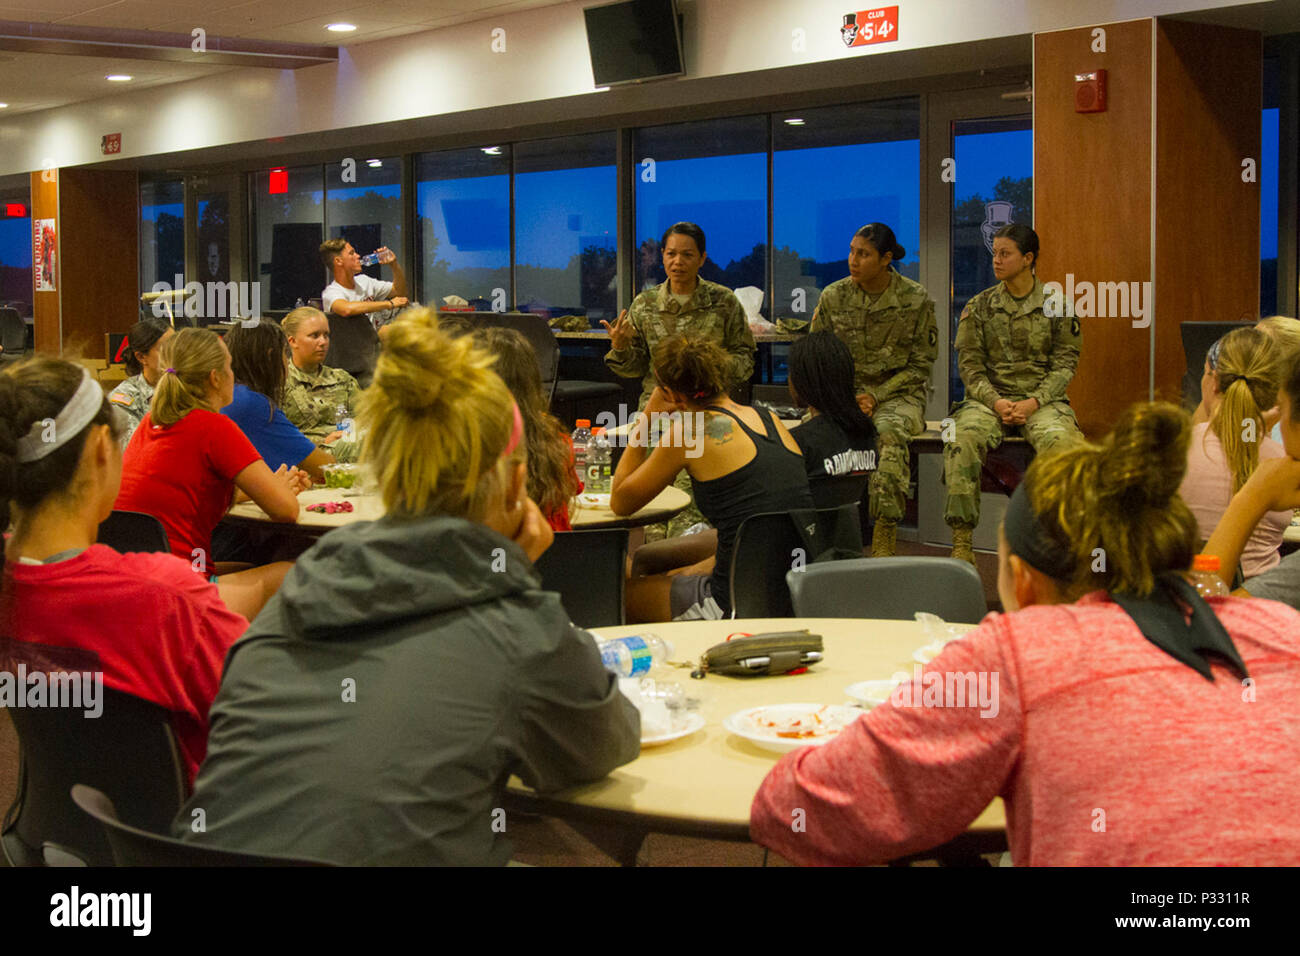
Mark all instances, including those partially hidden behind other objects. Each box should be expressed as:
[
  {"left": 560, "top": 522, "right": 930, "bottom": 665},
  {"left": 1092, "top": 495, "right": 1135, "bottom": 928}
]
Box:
[
  {"left": 593, "top": 427, "right": 606, "bottom": 435},
  {"left": 576, "top": 419, "right": 590, "bottom": 428},
  {"left": 1192, "top": 554, "right": 1221, "bottom": 573}
]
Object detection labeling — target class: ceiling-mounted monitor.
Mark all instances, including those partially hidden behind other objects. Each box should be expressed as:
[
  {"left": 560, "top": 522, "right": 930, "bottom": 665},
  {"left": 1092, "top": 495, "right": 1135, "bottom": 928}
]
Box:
[{"left": 584, "top": 0, "right": 684, "bottom": 87}]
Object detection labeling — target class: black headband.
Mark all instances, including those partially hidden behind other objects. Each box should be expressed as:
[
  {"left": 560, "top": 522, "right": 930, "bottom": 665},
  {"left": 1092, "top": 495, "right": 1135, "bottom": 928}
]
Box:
[
  {"left": 1005, "top": 482, "right": 1248, "bottom": 682},
  {"left": 1003, "top": 482, "right": 1075, "bottom": 582}
]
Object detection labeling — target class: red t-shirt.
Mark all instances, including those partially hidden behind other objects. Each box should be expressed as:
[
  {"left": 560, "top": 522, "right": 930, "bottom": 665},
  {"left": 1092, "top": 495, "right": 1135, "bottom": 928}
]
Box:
[
  {"left": 751, "top": 592, "right": 1300, "bottom": 865},
  {"left": 1, "top": 545, "right": 248, "bottom": 787},
  {"left": 116, "top": 409, "right": 261, "bottom": 563}
]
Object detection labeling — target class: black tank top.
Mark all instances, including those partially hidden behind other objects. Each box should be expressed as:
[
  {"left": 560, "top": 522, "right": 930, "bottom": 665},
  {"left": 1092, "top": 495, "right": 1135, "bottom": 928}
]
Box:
[{"left": 691, "top": 406, "right": 815, "bottom": 615}]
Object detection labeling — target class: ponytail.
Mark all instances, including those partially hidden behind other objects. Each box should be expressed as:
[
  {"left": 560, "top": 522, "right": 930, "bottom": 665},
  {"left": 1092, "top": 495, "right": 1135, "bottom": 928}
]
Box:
[
  {"left": 151, "top": 328, "right": 226, "bottom": 427},
  {"left": 1207, "top": 327, "right": 1278, "bottom": 494}
]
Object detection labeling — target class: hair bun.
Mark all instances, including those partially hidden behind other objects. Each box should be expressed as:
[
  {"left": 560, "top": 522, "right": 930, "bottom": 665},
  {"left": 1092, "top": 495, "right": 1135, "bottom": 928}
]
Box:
[
  {"left": 893, "top": 243, "right": 906, "bottom": 260},
  {"left": 1096, "top": 402, "right": 1189, "bottom": 508}
]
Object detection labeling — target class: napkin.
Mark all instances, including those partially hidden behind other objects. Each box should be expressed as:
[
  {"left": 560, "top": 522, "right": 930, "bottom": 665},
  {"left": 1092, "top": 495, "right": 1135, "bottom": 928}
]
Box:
[{"left": 734, "top": 286, "right": 774, "bottom": 335}]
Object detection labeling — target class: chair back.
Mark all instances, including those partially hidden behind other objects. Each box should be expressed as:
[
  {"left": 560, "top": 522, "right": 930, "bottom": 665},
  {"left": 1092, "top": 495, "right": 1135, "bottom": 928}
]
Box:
[
  {"left": 324, "top": 311, "right": 381, "bottom": 382},
  {"left": 97, "top": 510, "right": 170, "bottom": 554},
  {"left": 2, "top": 686, "right": 186, "bottom": 866},
  {"left": 808, "top": 472, "right": 871, "bottom": 509},
  {"left": 534, "top": 528, "right": 629, "bottom": 627},
  {"left": 71, "top": 785, "right": 332, "bottom": 867},
  {"left": 0, "top": 307, "right": 25, "bottom": 353},
  {"left": 476, "top": 312, "right": 561, "bottom": 402},
  {"left": 729, "top": 503, "right": 863, "bottom": 618},
  {"left": 787, "top": 556, "right": 987, "bottom": 623}
]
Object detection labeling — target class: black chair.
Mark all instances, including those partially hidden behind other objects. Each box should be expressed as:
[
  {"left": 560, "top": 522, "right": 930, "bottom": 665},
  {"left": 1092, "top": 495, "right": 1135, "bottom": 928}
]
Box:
[
  {"left": 0, "top": 307, "right": 26, "bottom": 362},
  {"left": 2, "top": 687, "right": 187, "bottom": 866},
  {"left": 534, "top": 528, "right": 629, "bottom": 628},
  {"left": 729, "top": 503, "right": 864, "bottom": 618},
  {"left": 324, "top": 311, "right": 380, "bottom": 387},
  {"left": 787, "top": 556, "right": 987, "bottom": 624},
  {"left": 71, "top": 785, "right": 333, "bottom": 867},
  {"left": 808, "top": 472, "right": 872, "bottom": 509},
  {"left": 96, "top": 510, "right": 169, "bottom": 553}
]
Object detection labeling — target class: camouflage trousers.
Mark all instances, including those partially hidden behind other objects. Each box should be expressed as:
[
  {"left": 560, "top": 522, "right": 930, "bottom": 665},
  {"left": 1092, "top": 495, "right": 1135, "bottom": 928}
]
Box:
[
  {"left": 942, "top": 399, "right": 1083, "bottom": 528},
  {"left": 643, "top": 468, "right": 703, "bottom": 543},
  {"left": 869, "top": 393, "right": 926, "bottom": 523}
]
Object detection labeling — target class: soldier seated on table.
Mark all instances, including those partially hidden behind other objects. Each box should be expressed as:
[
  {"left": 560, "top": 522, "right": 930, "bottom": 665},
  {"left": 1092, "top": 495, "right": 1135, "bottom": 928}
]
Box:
[
  {"left": 603, "top": 221, "right": 757, "bottom": 540},
  {"left": 613, "top": 335, "right": 812, "bottom": 623},
  {"left": 280, "top": 306, "right": 362, "bottom": 464},
  {"left": 175, "top": 307, "right": 640, "bottom": 866},
  {"left": 810, "top": 222, "right": 936, "bottom": 558},
  {"left": 943, "top": 223, "right": 1083, "bottom": 565}
]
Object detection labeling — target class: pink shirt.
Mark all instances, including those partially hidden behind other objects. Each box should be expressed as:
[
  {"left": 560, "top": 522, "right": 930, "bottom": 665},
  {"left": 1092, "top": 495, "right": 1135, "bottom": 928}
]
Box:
[
  {"left": 1180, "top": 422, "right": 1290, "bottom": 578},
  {"left": 750, "top": 592, "right": 1300, "bottom": 866}
]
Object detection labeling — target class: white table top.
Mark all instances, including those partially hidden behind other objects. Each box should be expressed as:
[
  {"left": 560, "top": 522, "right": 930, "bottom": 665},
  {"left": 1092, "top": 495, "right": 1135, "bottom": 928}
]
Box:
[
  {"left": 509, "top": 618, "right": 1007, "bottom": 839},
  {"left": 224, "top": 484, "right": 691, "bottom": 532}
]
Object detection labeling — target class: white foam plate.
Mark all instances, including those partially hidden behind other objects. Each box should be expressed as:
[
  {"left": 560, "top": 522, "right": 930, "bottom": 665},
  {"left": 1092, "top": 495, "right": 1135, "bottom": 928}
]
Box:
[
  {"left": 578, "top": 492, "right": 611, "bottom": 508},
  {"left": 844, "top": 679, "right": 904, "bottom": 709},
  {"left": 641, "top": 712, "right": 705, "bottom": 747},
  {"left": 723, "top": 703, "right": 860, "bottom": 754}
]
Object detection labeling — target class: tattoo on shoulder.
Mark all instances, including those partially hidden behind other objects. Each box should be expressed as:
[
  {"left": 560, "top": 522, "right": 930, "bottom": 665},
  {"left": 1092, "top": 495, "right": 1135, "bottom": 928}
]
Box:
[{"left": 705, "top": 413, "right": 734, "bottom": 444}]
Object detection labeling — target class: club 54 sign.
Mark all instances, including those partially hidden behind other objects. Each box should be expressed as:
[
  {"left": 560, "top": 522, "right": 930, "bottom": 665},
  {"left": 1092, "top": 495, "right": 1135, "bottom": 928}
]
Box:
[{"left": 841, "top": 7, "right": 899, "bottom": 47}]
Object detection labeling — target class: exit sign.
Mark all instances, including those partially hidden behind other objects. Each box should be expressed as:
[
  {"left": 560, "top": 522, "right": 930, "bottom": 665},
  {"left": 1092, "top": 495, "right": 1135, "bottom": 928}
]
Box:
[{"left": 101, "top": 132, "right": 121, "bottom": 155}]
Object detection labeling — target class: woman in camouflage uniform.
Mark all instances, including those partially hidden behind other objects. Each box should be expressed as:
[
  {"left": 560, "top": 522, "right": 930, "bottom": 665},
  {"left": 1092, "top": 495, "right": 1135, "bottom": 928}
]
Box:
[
  {"left": 280, "top": 307, "right": 361, "bottom": 463},
  {"left": 811, "top": 223, "right": 937, "bottom": 557},
  {"left": 944, "top": 223, "right": 1083, "bottom": 564},
  {"left": 108, "top": 318, "right": 174, "bottom": 447}
]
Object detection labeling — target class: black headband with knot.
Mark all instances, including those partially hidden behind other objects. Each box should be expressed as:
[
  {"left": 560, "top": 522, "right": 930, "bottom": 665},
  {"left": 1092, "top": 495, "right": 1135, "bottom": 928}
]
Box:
[{"left": 1004, "top": 482, "right": 1249, "bottom": 682}]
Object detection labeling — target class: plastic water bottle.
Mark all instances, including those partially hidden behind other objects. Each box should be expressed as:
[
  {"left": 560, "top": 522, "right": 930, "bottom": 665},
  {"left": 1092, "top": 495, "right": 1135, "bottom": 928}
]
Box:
[
  {"left": 571, "top": 419, "right": 592, "bottom": 490},
  {"left": 587, "top": 427, "right": 612, "bottom": 494},
  {"left": 1188, "top": 554, "right": 1230, "bottom": 598},
  {"left": 336, "top": 403, "right": 354, "bottom": 436},
  {"left": 359, "top": 252, "right": 382, "bottom": 267},
  {"left": 596, "top": 634, "right": 673, "bottom": 678}
]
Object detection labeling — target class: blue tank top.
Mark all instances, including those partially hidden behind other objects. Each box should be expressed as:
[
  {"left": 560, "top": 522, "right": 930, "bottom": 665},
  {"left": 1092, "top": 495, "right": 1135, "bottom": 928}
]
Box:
[{"left": 690, "top": 406, "right": 814, "bottom": 615}]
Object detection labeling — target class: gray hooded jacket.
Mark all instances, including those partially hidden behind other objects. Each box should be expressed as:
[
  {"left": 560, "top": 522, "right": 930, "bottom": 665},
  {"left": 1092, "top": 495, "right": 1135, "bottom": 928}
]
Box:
[{"left": 176, "top": 514, "right": 640, "bottom": 865}]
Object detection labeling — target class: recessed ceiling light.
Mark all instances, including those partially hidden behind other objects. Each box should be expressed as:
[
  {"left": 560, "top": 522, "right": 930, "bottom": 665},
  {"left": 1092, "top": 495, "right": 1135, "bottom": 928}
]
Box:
[
  {"left": 481, "top": 146, "right": 502, "bottom": 156},
  {"left": 326, "top": 23, "right": 356, "bottom": 33},
  {"left": 784, "top": 118, "right": 805, "bottom": 126},
  {"left": 366, "top": 159, "right": 382, "bottom": 168},
  {"left": 106, "top": 74, "right": 133, "bottom": 82}
]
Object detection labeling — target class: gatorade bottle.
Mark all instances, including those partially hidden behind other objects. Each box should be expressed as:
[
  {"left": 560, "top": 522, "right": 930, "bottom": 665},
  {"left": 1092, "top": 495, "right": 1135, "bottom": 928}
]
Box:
[
  {"left": 587, "top": 427, "right": 612, "bottom": 494},
  {"left": 571, "top": 419, "right": 592, "bottom": 492},
  {"left": 1187, "top": 554, "right": 1230, "bottom": 598},
  {"left": 595, "top": 634, "right": 674, "bottom": 678}
]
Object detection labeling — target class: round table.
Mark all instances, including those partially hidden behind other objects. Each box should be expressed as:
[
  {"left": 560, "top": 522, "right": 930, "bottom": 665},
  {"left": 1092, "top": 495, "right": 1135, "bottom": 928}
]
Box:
[
  {"left": 223, "top": 485, "right": 691, "bottom": 533},
  {"left": 507, "top": 617, "right": 1007, "bottom": 865}
]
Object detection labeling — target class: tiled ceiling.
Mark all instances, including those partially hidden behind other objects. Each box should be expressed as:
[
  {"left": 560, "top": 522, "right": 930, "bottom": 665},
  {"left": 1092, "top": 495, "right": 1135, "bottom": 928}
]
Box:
[{"left": 0, "top": 0, "right": 573, "bottom": 114}]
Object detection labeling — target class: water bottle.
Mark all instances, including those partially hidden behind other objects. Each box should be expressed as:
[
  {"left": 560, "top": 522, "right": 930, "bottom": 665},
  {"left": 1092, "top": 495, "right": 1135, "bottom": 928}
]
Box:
[
  {"left": 1187, "top": 554, "right": 1230, "bottom": 598},
  {"left": 571, "top": 419, "right": 592, "bottom": 491},
  {"left": 336, "top": 403, "right": 354, "bottom": 436},
  {"left": 587, "top": 427, "right": 612, "bottom": 494},
  {"left": 294, "top": 297, "right": 305, "bottom": 309},
  {"left": 596, "top": 634, "right": 673, "bottom": 678},
  {"left": 359, "top": 252, "right": 382, "bottom": 267}
]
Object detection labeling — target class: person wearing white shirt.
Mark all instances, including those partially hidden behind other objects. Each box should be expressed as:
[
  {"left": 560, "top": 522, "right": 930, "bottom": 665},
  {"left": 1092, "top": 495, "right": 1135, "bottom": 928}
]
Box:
[{"left": 319, "top": 239, "right": 410, "bottom": 386}]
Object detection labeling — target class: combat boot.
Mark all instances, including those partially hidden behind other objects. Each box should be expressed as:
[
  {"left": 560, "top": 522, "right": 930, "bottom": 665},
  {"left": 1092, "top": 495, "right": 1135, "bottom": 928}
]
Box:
[
  {"left": 871, "top": 519, "right": 897, "bottom": 558},
  {"left": 950, "top": 523, "right": 976, "bottom": 566}
]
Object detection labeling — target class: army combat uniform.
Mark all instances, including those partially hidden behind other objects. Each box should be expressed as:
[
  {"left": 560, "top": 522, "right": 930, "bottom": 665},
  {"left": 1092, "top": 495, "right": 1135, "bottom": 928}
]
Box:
[
  {"left": 605, "top": 278, "right": 757, "bottom": 537},
  {"left": 944, "top": 277, "right": 1083, "bottom": 529},
  {"left": 108, "top": 374, "right": 155, "bottom": 448},
  {"left": 282, "top": 362, "right": 362, "bottom": 463},
  {"left": 811, "top": 271, "right": 937, "bottom": 523}
]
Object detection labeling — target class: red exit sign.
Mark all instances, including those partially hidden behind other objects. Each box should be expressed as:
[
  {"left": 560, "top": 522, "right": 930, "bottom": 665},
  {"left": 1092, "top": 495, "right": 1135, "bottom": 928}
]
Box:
[
  {"left": 101, "top": 132, "right": 121, "bottom": 155},
  {"left": 842, "top": 7, "right": 898, "bottom": 47}
]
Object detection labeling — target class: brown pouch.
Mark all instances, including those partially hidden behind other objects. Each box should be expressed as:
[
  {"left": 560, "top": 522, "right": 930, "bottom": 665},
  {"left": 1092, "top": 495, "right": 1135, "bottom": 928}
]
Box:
[{"left": 699, "top": 630, "right": 824, "bottom": 677}]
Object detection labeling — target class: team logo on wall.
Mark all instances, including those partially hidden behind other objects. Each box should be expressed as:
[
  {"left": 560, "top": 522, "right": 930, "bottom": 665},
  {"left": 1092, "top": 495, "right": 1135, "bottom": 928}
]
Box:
[
  {"left": 840, "top": 8, "right": 899, "bottom": 48},
  {"left": 981, "top": 201, "right": 1014, "bottom": 254}
]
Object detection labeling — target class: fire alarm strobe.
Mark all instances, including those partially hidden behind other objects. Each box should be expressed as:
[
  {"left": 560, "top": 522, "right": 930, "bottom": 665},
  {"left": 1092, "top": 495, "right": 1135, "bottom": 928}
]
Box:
[{"left": 1075, "top": 69, "right": 1107, "bottom": 113}]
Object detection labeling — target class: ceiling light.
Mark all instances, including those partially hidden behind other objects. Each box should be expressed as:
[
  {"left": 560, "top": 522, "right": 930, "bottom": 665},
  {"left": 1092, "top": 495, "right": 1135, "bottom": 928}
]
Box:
[
  {"left": 106, "top": 74, "right": 133, "bottom": 82},
  {"left": 366, "top": 159, "right": 382, "bottom": 168},
  {"left": 481, "top": 146, "right": 502, "bottom": 156},
  {"left": 0, "top": 103, "right": 8, "bottom": 108},
  {"left": 326, "top": 23, "right": 357, "bottom": 33},
  {"left": 784, "top": 118, "right": 805, "bottom": 126}
]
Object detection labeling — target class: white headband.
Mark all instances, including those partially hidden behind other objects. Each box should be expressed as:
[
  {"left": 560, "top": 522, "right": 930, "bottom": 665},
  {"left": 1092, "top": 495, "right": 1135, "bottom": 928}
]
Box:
[{"left": 15, "top": 368, "right": 107, "bottom": 463}]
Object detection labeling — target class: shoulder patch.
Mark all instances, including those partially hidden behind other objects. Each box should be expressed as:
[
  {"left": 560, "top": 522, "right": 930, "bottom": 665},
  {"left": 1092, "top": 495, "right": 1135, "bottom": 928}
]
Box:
[{"left": 108, "top": 391, "right": 132, "bottom": 406}]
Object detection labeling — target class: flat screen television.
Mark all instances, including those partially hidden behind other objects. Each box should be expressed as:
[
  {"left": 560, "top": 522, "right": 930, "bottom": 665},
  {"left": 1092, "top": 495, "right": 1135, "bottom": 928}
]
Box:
[{"left": 584, "top": 0, "right": 684, "bottom": 87}]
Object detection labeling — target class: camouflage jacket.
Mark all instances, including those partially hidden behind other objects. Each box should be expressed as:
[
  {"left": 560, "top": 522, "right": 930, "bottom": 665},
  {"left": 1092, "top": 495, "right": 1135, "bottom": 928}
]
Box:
[
  {"left": 955, "top": 278, "right": 1081, "bottom": 408},
  {"left": 604, "top": 278, "right": 756, "bottom": 407},
  {"left": 108, "top": 374, "right": 154, "bottom": 448},
  {"left": 282, "top": 362, "right": 361, "bottom": 460},
  {"left": 810, "top": 272, "right": 937, "bottom": 405}
]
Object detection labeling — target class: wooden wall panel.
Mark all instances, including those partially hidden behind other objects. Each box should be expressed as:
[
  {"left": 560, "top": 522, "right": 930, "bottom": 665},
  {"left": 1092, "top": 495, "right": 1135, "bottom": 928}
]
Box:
[
  {"left": 1153, "top": 20, "right": 1260, "bottom": 405},
  {"left": 28, "top": 170, "right": 59, "bottom": 355},
  {"left": 58, "top": 169, "right": 138, "bottom": 360},
  {"left": 1034, "top": 20, "right": 1153, "bottom": 439}
]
